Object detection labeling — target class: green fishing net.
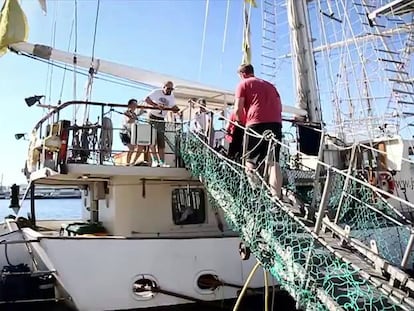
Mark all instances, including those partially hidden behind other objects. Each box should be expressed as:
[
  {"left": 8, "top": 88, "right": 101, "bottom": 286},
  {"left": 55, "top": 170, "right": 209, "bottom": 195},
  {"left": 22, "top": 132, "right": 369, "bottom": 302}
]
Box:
[{"left": 180, "top": 130, "right": 413, "bottom": 311}]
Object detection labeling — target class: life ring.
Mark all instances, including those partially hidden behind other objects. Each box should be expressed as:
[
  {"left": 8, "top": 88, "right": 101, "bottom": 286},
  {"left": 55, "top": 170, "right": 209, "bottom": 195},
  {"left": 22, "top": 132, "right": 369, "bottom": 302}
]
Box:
[{"left": 379, "top": 172, "right": 395, "bottom": 196}]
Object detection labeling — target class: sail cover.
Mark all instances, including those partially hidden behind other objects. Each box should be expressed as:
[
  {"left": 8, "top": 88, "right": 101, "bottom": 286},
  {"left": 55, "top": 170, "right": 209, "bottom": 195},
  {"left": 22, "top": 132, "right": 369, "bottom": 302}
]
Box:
[{"left": 9, "top": 42, "right": 307, "bottom": 116}]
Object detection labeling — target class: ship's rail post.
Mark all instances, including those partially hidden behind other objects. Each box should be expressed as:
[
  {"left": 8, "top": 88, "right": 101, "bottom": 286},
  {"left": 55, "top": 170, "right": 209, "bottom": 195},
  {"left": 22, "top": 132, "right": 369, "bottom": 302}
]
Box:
[
  {"left": 310, "top": 127, "right": 326, "bottom": 216},
  {"left": 334, "top": 143, "right": 357, "bottom": 224},
  {"left": 401, "top": 231, "right": 414, "bottom": 268},
  {"left": 314, "top": 168, "right": 334, "bottom": 235}
]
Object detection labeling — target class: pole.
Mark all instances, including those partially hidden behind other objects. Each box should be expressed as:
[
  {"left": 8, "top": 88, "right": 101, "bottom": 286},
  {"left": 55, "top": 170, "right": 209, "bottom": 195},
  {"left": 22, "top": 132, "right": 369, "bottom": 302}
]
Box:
[{"left": 30, "top": 182, "right": 36, "bottom": 227}]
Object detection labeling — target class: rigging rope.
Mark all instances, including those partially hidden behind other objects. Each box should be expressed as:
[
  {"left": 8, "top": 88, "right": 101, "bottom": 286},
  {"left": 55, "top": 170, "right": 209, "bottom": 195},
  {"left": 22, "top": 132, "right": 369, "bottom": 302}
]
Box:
[
  {"left": 83, "top": 0, "right": 101, "bottom": 124},
  {"left": 48, "top": 1, "right": 58, "bottom": 106},
  {"left": 16, "top": 51, "right": 153, "bottom": 93},
  {"left": 180, "top": 129, "right": 414, "bottom": 310},
  {"left": 219, "top": 0, "right": 231, "bottom": 78},
  {"left": 91, "top": 0, "right": 101, "bottom": 62},
  {"left": 59, "top": 19, "right": 75, "bottom": 101},
  {"left": 73, "top": 0, "right": 79, "bottom": 122},
  {"left": 43, "top": 0, "right": 59, "bottom": 113},
  {"left": 198, "top": 0, "right": 210, "bottom": 81}
]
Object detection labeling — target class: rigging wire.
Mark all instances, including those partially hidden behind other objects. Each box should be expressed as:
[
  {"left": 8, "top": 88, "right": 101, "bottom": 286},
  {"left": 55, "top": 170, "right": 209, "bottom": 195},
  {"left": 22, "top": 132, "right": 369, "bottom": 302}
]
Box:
[
  {"left": 91, "top": 0, "right": 101, "bottom": 62},
  {"left": 59, "top": 19, "right": 75, "bottom": 101},
  {"left": 16, "top": 52, "right": 152, "bottom": 94},
  {"left": 219, "top": 0, "right": 231, "bottom": 78},
  {"left": 48, "top": 1, "right": 59, "bottom": 106},
  {"left": 84, "top": 0, "right": 101, "bottom": 123},
  {"left": 73, "top": 0, "right": 79, "bottom": 121},
  {"left": 198, "top": 0, "right": 210, "bottom": 81},
  {"left": 43, "top": 0, "right": 58, "bottom": 111}
]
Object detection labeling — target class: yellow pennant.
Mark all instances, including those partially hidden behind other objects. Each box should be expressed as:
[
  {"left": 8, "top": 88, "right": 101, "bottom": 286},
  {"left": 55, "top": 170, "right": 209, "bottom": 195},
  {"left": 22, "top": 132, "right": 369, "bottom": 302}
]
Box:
[
  {"left": 0, "top": 0, "right": 29, "bottom": 57},
  {"left": 242, "top": 8, "right": 251, "bottom": 65},
  {"left": 244, "top": 0, "right": 257, "bottom": 8}
]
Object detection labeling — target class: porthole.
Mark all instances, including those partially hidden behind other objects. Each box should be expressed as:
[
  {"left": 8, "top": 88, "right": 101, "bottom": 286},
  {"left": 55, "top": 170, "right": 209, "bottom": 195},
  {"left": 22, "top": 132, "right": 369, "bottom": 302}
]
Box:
[{"left": 131, "top": 275, "right": 158, "bottom": 301}]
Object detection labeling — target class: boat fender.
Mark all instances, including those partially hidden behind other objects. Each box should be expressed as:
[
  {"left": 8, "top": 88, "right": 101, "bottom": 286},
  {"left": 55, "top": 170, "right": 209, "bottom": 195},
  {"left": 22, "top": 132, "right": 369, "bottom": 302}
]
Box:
[
  {"left": 239, "top": 242, "right": 250, "bottom": 261},
  {"left": 379, "top": 172, "right": 395, "bottom": 196}
]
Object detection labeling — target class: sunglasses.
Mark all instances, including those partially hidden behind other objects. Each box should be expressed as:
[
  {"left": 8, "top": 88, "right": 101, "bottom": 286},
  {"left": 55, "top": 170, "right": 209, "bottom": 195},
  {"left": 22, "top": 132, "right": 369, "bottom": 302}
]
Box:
[{"left": 164, "top": 87, "right": 174, "bottom": 91}]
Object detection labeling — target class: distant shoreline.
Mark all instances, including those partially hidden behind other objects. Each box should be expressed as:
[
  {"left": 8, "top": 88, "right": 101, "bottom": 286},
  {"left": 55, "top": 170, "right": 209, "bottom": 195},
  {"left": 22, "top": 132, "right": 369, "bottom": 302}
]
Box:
[{"left": 0, "top": 196, "right": 81, "bottom": 200}]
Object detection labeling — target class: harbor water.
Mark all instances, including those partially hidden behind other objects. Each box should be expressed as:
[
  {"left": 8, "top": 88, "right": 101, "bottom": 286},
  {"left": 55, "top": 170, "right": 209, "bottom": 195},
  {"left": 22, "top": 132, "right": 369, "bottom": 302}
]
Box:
[{"left": 0, "top": 199, "right": 82, "bottom": 221}]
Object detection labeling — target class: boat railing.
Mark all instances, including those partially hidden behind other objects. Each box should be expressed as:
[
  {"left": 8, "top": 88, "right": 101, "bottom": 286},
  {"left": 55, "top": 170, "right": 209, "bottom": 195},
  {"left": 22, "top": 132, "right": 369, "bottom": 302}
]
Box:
[
  {"left": 25, "top": 100, "right": 186, "bottom": 176},
  {"left": 185, "top": 99, "right": 414, "bottom": 270}
]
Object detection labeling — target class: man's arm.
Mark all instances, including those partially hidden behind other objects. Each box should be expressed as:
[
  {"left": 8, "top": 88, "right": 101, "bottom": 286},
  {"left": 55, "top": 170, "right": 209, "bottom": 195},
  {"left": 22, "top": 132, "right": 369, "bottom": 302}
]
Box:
[
  {"left": 234, "top": 82, "right": 245, "bottom": 122},
  {"left": 234, "top": 97, "right": 245, "bottom": 122},
  {"left": 170, "top": 96, "right": 180, "bottom": 113},
  {"left": 145, "top": 96, "right": 160, "bottom": 108}
]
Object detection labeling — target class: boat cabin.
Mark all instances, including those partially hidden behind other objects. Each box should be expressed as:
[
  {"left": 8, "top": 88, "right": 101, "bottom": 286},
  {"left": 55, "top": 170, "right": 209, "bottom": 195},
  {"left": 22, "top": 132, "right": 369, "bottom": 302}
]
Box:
[{"left": 19, "top": 97, "right": 232, "bottom": 238}]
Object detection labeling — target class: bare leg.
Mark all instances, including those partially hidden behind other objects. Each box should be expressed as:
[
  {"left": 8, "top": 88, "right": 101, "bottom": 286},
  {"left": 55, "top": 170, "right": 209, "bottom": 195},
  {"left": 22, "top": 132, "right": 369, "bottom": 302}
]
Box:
[
  {"left": 131, "top": 145, "right": 145, "bottom": 165},
  {"left": 245, "top": 161, "right": 261, "bottom": 188},
  {"left": 126, "top": 144, "right": 134, "bottom": 165},
  {"left": 149, "top": 145, "right": 159, "bottom": 165},
  {"left": 158, "top": 147, "right": 165, "bottom": 163},
  {"left": 268, "top": 162, "right": 282, "bottom": 199},
  {"left": 246, "top": 162, "right": 256, "bottom": 172}
]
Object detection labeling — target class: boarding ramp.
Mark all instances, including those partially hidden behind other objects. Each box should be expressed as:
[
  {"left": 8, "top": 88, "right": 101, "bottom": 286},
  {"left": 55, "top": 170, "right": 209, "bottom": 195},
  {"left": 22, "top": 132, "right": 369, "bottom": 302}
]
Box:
[{"left": 180, "top": 130, "right": 414, "bottom": 311}]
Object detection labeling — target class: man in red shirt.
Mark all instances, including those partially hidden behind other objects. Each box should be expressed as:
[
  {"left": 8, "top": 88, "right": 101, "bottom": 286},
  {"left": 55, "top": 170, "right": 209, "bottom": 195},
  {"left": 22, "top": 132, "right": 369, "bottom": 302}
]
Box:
[
  {"left": 234, "top": 64, "right": 283, "bottom": 198},
  {"left": 225, "top": 111, "right": 246, "bottom": 162}
]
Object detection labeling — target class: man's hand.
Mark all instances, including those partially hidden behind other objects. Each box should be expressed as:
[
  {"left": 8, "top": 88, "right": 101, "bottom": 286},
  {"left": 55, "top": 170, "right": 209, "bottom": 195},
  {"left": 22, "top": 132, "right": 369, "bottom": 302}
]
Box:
[{"left": 171, "top": 106, "right": 180, "bottom": 113}]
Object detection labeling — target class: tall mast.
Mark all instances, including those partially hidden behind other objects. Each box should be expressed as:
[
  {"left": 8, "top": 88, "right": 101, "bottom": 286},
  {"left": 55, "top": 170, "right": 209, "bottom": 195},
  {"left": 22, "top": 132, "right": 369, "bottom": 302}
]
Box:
[{"left": 287, "top": 0, "right": 322, "bottom": 124}]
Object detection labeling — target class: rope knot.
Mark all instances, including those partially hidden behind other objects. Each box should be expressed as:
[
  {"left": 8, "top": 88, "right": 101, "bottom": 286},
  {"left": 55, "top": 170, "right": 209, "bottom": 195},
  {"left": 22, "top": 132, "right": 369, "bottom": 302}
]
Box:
[{"left": 262, "top": 129, "right": 275, "bottom": 141}]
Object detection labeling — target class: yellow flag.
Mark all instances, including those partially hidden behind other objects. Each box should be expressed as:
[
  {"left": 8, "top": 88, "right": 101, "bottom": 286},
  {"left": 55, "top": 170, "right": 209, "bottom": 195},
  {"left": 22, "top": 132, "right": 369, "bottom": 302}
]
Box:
[
  {"left": 244, "top": 0, "right": 257, "bottom": 8},
  {"left": 0, "top": 0, "right": 29, "bottom": 57},
  {"left": 242, "top": 7, "right": 251, "bottom": 65}
]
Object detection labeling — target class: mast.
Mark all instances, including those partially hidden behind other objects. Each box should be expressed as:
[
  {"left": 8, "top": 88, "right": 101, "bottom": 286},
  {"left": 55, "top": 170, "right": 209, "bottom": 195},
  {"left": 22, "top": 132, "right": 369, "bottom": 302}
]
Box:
[{"left": 287, "top": 0, "right": 322, "bottom": 124}]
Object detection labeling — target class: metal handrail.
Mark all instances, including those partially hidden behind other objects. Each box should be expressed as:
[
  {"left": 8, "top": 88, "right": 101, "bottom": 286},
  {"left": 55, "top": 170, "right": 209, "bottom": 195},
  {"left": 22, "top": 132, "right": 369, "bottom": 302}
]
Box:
[{"left": 32, "top": 100, "right": 176, "bottom": 131}]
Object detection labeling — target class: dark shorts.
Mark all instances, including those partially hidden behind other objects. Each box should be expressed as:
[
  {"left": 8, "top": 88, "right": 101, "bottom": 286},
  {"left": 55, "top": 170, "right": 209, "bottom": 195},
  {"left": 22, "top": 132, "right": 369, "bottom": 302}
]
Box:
[
  {"left": 245, "top": 122, "right": 282, "bottom": 166},
  {"left": 149, "top": 114, "right": 166, "bottom": 149},
  {"left": 227, "top": 127, "right": 244, "bottom": 161},
  {"left": 120, "top": 132, "right": 131, "bottom": 146}
]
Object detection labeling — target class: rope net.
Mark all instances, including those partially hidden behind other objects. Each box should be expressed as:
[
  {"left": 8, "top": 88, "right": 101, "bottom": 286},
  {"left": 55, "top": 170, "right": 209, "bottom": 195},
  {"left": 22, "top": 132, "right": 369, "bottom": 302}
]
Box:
[{"left": 180, "top": 129, "right": 413, "bottom": 311}]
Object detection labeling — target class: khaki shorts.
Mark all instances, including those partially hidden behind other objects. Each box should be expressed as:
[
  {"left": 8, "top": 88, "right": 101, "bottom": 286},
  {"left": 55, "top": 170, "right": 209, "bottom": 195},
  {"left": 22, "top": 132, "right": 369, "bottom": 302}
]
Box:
[{"left": 149, "top": 114, "right": 166, "bottom": 148}]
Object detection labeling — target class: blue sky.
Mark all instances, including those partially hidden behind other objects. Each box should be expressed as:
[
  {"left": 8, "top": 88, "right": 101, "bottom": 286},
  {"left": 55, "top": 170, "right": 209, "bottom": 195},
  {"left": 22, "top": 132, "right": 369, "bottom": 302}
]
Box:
[
  {"left": 2, "top": 1, "right": 409, "bottom": 186},
  {"left": 1, "top": 0, "right": 282, "bottom": 185}
]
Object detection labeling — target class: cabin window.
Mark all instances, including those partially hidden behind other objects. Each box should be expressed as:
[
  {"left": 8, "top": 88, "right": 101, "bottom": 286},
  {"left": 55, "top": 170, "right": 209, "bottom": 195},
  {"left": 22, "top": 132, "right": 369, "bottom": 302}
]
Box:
[{"left": 171, "top": 188, "right": 205, "bottom": 225}]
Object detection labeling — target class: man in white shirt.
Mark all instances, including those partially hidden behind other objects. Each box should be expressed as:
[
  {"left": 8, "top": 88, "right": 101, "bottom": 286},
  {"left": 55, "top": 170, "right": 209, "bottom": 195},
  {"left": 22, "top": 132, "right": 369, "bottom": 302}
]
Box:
[
  {"left": 191, "top": 98, "right": 210, "bottom": 140},
  {"left": 145, "top": 81, "right": 180, "bottom": 167}
]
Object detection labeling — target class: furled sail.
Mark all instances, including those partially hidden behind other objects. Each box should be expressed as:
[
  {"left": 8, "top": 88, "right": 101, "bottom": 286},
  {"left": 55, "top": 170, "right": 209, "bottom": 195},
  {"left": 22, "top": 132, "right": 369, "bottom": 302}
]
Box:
[
  {"left": 9, "top": 41, "right": 307, "bottom": 117},
  {"left": 242, "top": 0, "right": 256, "bottom": 65},
  {"left": 0, "top": 0, "right": 28, "bottom": 57}
]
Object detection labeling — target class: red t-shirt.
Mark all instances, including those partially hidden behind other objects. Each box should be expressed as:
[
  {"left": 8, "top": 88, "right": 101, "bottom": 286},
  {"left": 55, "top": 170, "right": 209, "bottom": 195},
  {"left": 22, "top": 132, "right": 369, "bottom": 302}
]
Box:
[
  {"left": 225, "top": 112, "right": 246, "bottom": 143},
  {"left": 235, "top": 77, "right": 282, "bottom": 126}
]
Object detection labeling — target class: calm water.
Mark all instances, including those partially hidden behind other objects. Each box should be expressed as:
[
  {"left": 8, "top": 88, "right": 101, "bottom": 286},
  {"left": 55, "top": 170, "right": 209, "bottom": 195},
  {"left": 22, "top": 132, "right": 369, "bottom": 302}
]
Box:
[{"left": 0, "top": 199, "right": 82, "bottom": 220}]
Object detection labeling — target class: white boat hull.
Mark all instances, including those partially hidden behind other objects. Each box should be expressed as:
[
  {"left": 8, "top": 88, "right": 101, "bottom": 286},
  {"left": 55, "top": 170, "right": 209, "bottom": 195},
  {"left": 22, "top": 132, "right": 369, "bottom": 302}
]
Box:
[{"left": 24, "top": 230, "right": 264, "bottom": 311}]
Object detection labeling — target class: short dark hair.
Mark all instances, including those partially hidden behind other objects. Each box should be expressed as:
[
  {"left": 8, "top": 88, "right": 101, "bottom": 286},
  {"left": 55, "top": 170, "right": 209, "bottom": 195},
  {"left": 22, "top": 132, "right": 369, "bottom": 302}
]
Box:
[
  {"left": 128, "top": 98, "right": 137, "bottom": 106},
  {"left": 197, "top": 98, "right": 206, "bottom": 106},
  {"left": 238, "top": 64, "right": 254, "bottom": 75}
]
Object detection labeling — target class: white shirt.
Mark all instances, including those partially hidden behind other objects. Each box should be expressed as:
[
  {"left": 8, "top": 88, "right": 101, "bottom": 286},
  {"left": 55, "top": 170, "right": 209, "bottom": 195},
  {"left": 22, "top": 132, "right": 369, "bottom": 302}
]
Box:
[
  {"left": 191, "top": 111, "right": 210, "bottom": 135},
  {"left": 147, "top": 89, "right": 176, "bottom": 118},
  {"left": 122, "top": 110, "right": 137, "bottom": 133}
]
